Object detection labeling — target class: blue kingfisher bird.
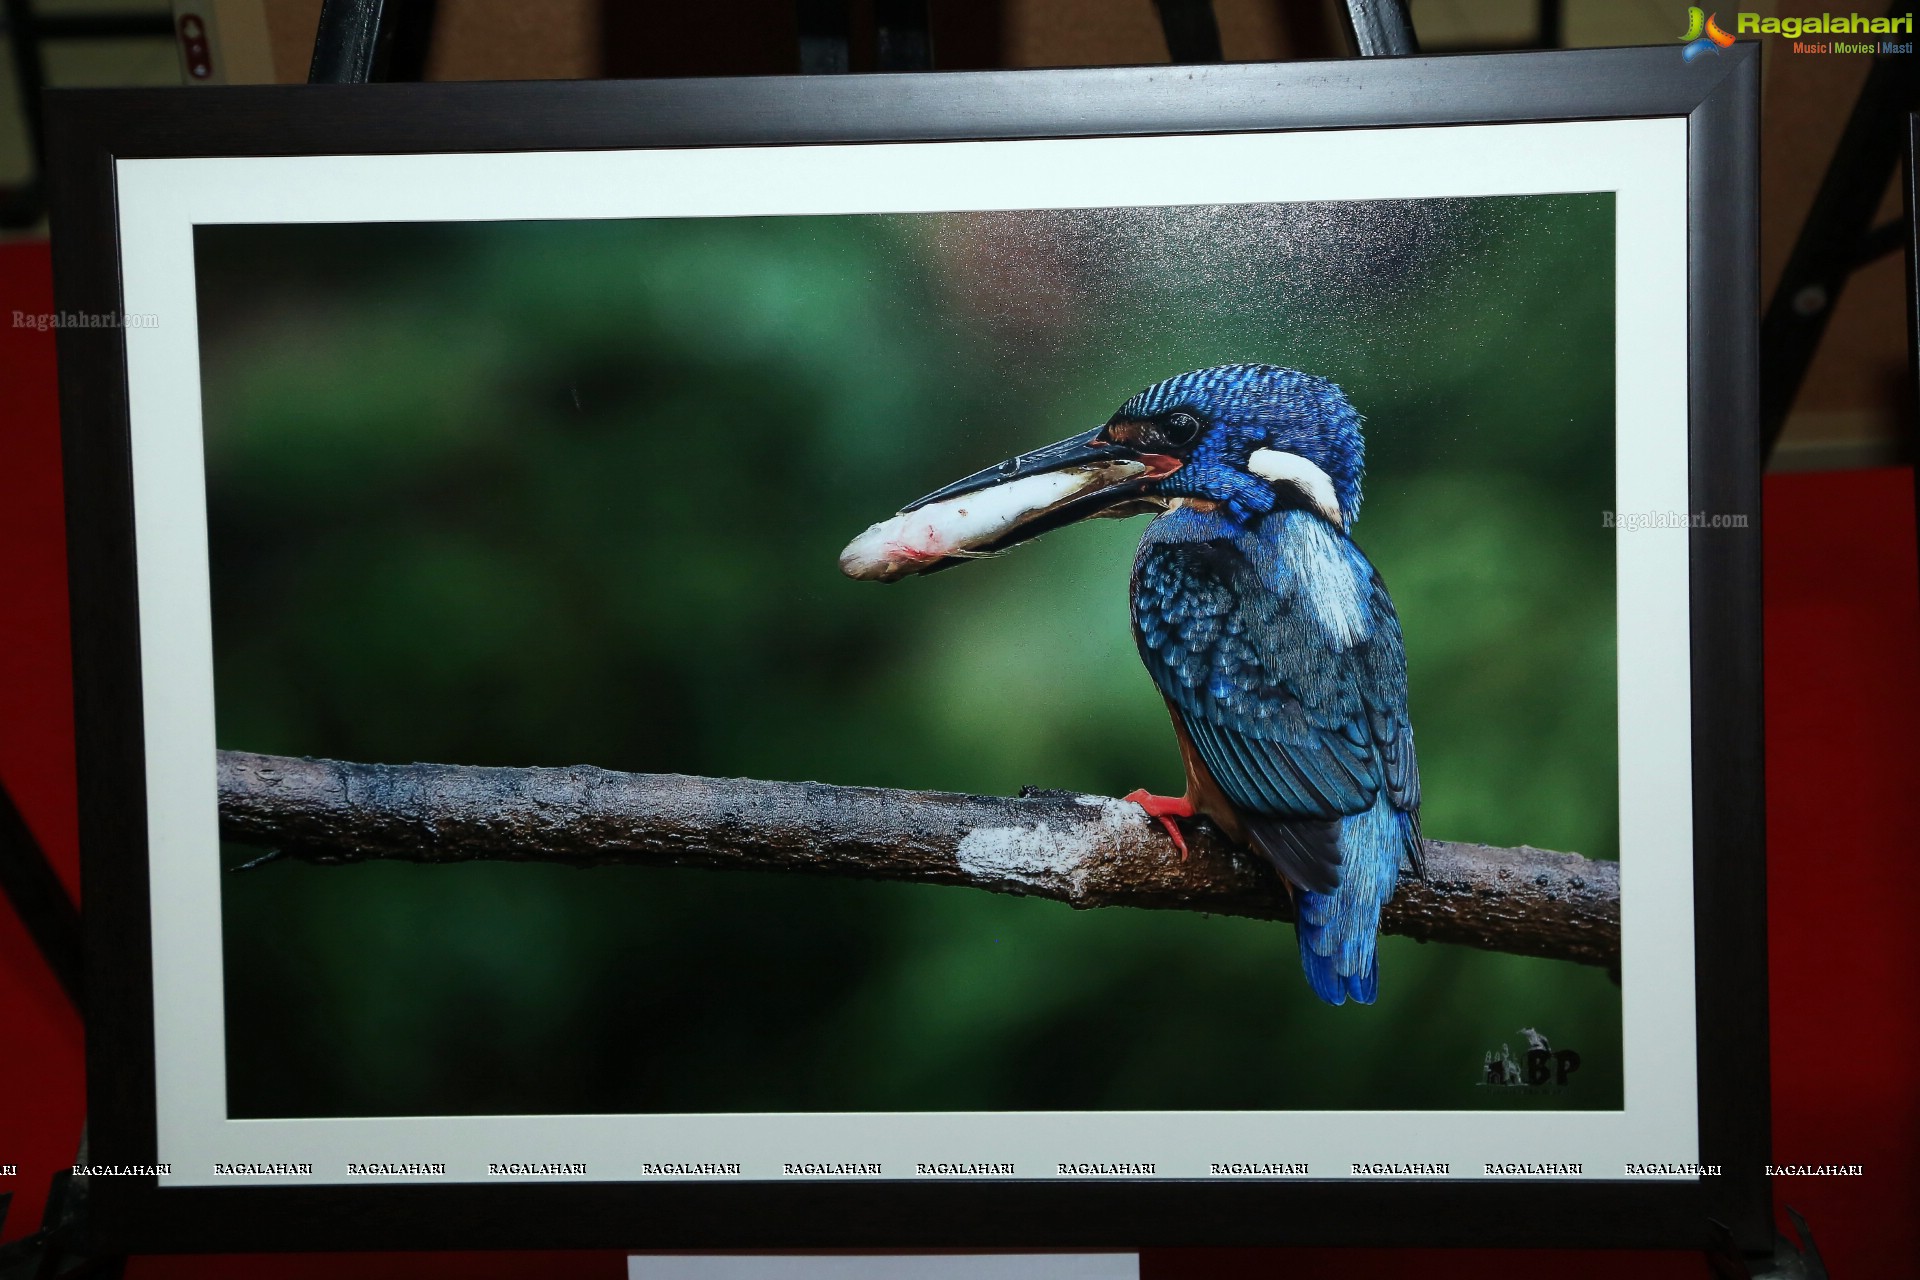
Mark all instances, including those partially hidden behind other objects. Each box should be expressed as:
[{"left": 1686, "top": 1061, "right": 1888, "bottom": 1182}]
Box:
[{"left": 840, "top": 363, "right": 1422, "bottom": 1005}]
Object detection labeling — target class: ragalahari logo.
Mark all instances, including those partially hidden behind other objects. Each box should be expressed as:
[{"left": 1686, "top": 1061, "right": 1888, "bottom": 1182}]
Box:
[
  {"left": 1714, "top": 10, "right": 1914, "bottom": 55},
  {"left": 1680, "top": 7, "right": 1737, "bottom": 60}
]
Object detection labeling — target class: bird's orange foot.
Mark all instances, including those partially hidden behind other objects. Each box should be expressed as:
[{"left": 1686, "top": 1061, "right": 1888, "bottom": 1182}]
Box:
[{"left": 1123, "top": 789, "right": 1195, "bottom": 860}]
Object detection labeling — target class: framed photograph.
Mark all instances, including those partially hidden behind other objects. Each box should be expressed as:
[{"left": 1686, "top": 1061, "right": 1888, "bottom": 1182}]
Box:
[{"left": 48, "top": 44, "right": 1766, "bottom": 1254}]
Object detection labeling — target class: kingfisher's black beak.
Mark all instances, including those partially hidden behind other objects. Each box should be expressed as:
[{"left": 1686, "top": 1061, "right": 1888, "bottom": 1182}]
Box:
[
  {"left": 839, "top": 426, "right": 1168, "bottom": 582},
  {"left": 901, "top": 426, "right": 1139, "bottom": 512}
]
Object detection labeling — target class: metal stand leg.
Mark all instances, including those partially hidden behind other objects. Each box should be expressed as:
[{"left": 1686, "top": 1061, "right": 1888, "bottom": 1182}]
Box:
[
  {"left": 1342, "top": 0, "right": 1419, "bottom": 56},
  {"left": 1762, "top": 32, "right": 1920, "bottom": 459},
  {"left": 307, "top": 0, "right": 389, "bottom": 84},
  {"left": 0, "top": 782, "right": 79, "bottom": 1008},
  {"left": 0, "top": 1141, "right": 121, "bottom": 1280},
  {"left": 1709, "top": 1208, "right": 1828, "bottom": 1279}
]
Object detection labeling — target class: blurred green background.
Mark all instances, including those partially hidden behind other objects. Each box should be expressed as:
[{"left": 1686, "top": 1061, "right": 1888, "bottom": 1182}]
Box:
[{"left": 196, "top": 193, "right": 1619, "bottom": 1118}]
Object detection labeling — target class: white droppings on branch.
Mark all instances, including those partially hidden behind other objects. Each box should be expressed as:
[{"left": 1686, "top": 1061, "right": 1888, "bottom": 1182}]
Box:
[
  {"left": 955, "top": 796, "right": 1152, "bottom": 899},
  {"left": 1071, "top": 793, "right": 1155, "bottom": 826}
]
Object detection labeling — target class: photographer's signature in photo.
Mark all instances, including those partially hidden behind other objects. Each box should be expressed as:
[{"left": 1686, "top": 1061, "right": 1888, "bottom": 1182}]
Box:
[{"left": 1480, "top": 1027, "right": 1582, "bottom": 1091}]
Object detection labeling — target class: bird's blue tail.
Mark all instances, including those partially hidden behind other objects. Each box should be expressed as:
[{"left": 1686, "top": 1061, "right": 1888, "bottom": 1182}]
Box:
[{"left": 1293, "top": 798, "right": 1408, "bottom": 1006}]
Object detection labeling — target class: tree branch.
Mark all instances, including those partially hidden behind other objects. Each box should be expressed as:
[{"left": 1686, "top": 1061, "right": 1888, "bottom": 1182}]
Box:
[{"left": 217, "top": 750, "right": 1618, "bottom": 971}]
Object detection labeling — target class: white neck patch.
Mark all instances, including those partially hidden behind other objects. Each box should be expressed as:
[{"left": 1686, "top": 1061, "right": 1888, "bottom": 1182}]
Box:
[{"left": 1247, "top": 448, "right": 1343, "bottom": 526}]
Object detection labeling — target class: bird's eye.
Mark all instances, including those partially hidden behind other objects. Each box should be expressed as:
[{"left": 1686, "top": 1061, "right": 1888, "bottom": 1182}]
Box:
[{"left": 1160, "top": 412, "right": 1202, "bottom": 448}]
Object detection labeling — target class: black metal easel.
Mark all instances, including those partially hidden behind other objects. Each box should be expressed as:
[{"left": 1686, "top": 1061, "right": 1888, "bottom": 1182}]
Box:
[
  {"left": 0, "top": 786, "right": 104, "bottom": 1279},
  {"left": 1761, "top": 8, "right": 1920, "bottom": 462}
]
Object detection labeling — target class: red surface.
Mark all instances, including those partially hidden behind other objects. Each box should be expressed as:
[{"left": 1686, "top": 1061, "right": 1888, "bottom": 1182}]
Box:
[
  {"left": 3, "top": 236, "right": 1916, "bottom": 1274},
  {"left": 1760, "top": 465, "right": 1920, "bottom": 1278},
  {"left": 0, "top": 240, "right": 86, "bottom": 1244}
]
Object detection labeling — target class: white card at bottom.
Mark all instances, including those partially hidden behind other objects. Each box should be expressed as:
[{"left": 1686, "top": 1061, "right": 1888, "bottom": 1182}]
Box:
[{"left": 629, "top": 1256, "right": 1140, "bottom": 1279}]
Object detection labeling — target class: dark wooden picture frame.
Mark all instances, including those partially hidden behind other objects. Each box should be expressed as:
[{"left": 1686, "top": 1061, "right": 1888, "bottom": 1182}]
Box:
[{"left": 47, "top": 45, "right": 1766, "bottom": 1255}]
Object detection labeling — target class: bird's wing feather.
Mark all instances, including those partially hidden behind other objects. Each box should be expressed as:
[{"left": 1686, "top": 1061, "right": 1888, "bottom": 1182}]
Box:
[{"left": 1132, "top": 524, "right": 1420, "bottom": 891}]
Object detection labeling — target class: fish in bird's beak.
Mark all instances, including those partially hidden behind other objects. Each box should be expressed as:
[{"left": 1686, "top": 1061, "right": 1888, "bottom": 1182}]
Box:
[{"left": 839, "top": 426, "right": 1176, "bottom": 582}]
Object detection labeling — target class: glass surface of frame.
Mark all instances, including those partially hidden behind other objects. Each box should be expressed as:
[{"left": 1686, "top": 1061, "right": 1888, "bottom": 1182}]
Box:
[{"left": 47, "top": 46, "right": 1766, "bottom": 1253}]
